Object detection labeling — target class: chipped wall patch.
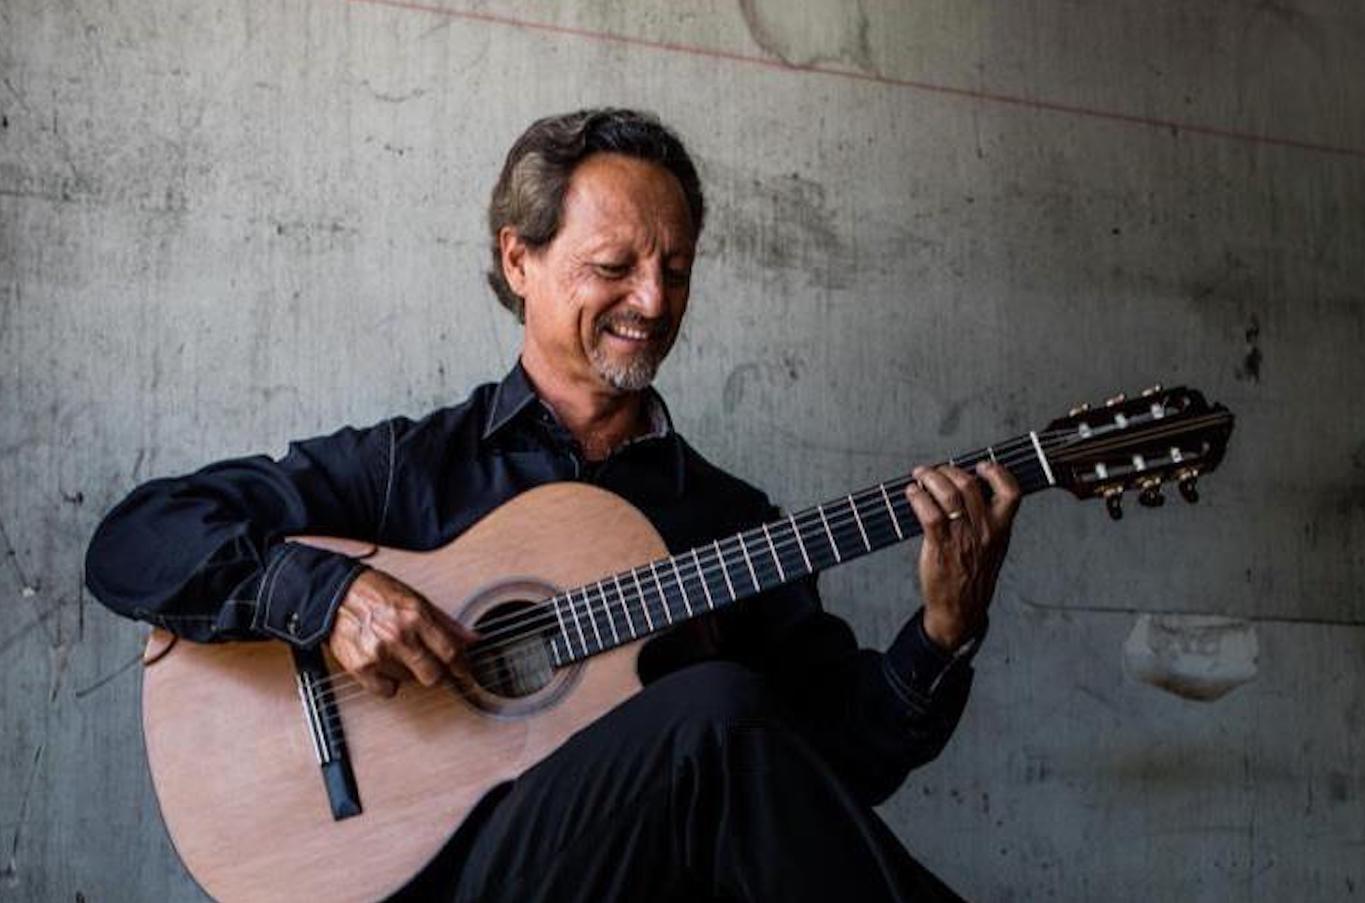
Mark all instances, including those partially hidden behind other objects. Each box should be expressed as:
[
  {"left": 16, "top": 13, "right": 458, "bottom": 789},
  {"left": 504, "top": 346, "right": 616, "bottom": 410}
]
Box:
[{"left": 1122, "top": 614, "right": 1258, "bottom": 701}]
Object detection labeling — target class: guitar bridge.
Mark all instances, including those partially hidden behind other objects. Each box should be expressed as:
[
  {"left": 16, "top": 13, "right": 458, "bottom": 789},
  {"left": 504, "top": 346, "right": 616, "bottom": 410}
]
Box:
[{"left": 292, "top": 647, "right": 363, "bottom": 821}]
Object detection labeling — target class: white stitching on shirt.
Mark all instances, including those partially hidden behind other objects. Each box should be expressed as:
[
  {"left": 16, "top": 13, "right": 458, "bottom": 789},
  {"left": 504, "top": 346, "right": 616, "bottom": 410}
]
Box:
[
  {"left": 258, "top": 544, "right": 299, "bottom": 635},
  {"left": 376, "top": 419, "right": 396, "bottom": 543}
]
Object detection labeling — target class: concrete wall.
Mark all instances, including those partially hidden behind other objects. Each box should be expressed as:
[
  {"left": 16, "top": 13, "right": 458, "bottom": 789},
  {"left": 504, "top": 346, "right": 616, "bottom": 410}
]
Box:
[{"left": 3, "top": 1, "right": 1362, "bottom": 899}]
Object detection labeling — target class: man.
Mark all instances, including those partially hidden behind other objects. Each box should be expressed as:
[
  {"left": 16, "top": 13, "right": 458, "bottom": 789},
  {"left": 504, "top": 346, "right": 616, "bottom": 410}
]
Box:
[{"left": 87, "top": 108, "right": 1020, "bottom": 901}]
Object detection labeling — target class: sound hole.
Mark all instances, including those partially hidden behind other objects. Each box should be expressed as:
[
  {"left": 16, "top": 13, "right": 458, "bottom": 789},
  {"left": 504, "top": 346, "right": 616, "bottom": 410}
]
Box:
[{"left": 468, "top": 600, "right": 554, "bottom": 699}]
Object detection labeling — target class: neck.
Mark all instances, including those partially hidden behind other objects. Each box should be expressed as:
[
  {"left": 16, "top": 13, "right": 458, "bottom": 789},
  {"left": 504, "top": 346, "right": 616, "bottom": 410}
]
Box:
[{"left": 519, "top": 350, "right": 648, "bottom": 461}]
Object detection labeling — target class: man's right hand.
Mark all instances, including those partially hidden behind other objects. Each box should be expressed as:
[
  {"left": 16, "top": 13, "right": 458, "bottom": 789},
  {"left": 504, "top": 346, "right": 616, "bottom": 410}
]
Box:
[{"left": 326, "top": 569, "right": 477, "bottom": 697}]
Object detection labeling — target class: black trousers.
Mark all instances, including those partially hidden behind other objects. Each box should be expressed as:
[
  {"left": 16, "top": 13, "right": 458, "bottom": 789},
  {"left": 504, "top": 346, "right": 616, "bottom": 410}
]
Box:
[{"left": 396, "top": 661, "right": 964, "bottom": 902}]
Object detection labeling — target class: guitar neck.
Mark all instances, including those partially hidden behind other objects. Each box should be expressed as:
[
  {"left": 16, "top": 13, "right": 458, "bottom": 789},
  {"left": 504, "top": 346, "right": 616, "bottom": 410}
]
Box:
[{"left": 541, "top": 429, "right": 1058, "bottom": 666}]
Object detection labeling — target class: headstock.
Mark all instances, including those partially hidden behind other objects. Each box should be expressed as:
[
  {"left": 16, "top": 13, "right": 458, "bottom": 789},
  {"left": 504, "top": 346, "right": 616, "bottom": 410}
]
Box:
[{"left": 1044, "top": 385, "right": 1234, "bottom": 520}]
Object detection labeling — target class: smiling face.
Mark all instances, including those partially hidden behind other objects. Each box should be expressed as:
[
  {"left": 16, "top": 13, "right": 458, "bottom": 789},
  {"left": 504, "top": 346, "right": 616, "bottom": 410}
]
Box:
[{"left": 501, "top": 153, "right": 697, "bottom": 395}]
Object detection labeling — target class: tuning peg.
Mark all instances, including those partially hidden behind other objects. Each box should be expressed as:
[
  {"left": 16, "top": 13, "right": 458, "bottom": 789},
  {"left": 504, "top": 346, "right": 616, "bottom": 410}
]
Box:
[
  {"left": 1141, "top": 384, "right": 1164, "bottom": 398},
  {"left": 1105, "top": 393, "right": 1127, "bottom": 407},
  {"left": 1178, "top": 476, "right": 1199, "bottom": 504},
  {"left": 1135, "top": 480, "right": 1168, "bottom": 510},
  {"left": 1103, "top": 486, "right": 1123, "bottom": 520},
  {"left": 1069, "top": 402, "right": 1091, "bottom": 417}
]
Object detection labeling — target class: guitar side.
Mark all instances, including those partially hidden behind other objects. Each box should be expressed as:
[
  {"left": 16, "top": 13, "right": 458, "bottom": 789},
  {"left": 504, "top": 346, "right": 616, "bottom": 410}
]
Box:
[{"left": 141, "top": 483, "right": 669, "bottom": 902}]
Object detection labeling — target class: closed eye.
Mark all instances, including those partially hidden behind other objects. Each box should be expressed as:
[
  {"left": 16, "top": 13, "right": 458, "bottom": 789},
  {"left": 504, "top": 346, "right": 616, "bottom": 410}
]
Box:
[{"left": 593, "top": 263, "right": 630, "bottom": 279}]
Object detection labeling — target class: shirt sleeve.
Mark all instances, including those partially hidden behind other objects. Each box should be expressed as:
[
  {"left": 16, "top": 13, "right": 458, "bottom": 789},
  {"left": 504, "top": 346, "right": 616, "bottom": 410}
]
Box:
[
  {"left": 84, "top": 419, "right": 399, "bottom": 648},
  {"left": 720, "top": 503, "right": 984, "bottom": 807}
]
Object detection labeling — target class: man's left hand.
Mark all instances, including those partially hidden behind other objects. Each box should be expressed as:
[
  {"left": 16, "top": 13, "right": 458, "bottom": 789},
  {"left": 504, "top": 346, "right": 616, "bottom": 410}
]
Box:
[{"left": 905, "top": 462, "right": 1022, "bottom": 650}]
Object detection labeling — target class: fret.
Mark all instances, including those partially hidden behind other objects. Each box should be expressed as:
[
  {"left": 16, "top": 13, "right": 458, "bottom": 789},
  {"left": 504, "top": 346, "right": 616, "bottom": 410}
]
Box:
[
  {"left": 566, "top": 591, "right": 589, "bottom": 657},
  {"left": 669, "top": 556, "right": 695, "bottom": 617},
  {"left": 736, "top": 532, "right": 762, "bottom": 593},
  {"left": 1029, "top": 430, "right": 1056, "bottom": 485},
  {"left": 596, "top": 580, "right": 620, "bottom": 646},
  {"left": 691, "top": 548, "right": 716, "bottom": 610},
  {"left": 987, "top": 445, "right": 997, "bottom": 464},
  {"left": 760, "top": 523, "right": 786, "bottom": 582},
  {"left": 649, "top": 561, "right": 674, "bottom": 624},
  {"left": 848, "top": 494, "right": 872, "bottom": 551},
  {"left": 550, "top": 595, "right": 574, "bottom": 659},
  {"left": 713, "top": 539, "right": 738, "bottom": 603},
  {"left": 547, "top": 630, "right": 564, "bottom": 666},
  {"left": 611, "top": 573, "right": 638, "bottom": 639},
  {"left": 788, "top": 513, "right": 813, "bottom": 572},
  {"left": 580, "top": 587, "right": 603, "bottom": 652},
  {"left": 878, "top": 483, "right": 904, "bottom": 540},
  {"left": 631, "top": 568, "right": 655, "bottom": 632},
  {"left": 816, "top": 504, "right": 842, "bottom": 563}
]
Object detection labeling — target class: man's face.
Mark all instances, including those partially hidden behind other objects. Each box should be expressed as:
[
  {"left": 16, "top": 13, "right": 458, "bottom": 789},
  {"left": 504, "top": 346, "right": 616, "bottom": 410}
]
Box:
[{"left": 507, "top": 153, "right": 696, "bottom": 394}]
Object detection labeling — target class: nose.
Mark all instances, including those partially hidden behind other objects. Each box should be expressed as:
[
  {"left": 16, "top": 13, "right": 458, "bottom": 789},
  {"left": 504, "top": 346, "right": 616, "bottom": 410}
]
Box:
[{"left": 629, "top": 260, "right": 667, "bottom": 317}]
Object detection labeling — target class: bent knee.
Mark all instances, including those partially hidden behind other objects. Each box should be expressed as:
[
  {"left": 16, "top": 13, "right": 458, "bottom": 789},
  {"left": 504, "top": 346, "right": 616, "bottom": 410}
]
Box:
[{"left": 649, "top": 660, "right": 784, "bottom": 733}]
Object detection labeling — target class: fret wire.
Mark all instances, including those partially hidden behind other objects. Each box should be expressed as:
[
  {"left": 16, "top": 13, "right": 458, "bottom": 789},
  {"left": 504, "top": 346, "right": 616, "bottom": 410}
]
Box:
[
  {"left": 581, "top": 587, "right": 603, "bottom": 652},
  {"left": 631, "top": 568, "right": 656, "bottom": 633},
  {"left": 649, "top": 561, "right": 673, "bottom": 624},
  {"left": 551, "top": 595, "right": 573, "bottom": 658},
  {"left": 548, "top": 633, "right": 563, "bottom": 667},
  {"left": 669, "top": 556, "right": 695, "bottom": 617},
  {"left": 596, "top": 580, "right": 620, "bottom": 646},
  {"left": 788, "top": 513, "right": 814, "bottom": 573},
  {"left": 878, "top": 483, "right": 905, "bottom": 540},
  {"left": 692, "top": 548, "right": 716, "bottom": 610},
  {"left": 761, "top": 523, "right": 786, "bottom": 582},
  {"left": 568, "top": 590, "right": 588, "bottom": 656},
  {"left": 736, "top": 532, "right": 761, "bottom": 593},
  {"left": 816, "top": 504, "right": 842, "bottom": 563},
  {"left": 713, "top": 539, "right": 737, "bottom": 602},
  {"left": 612, "top": 574, "right": 638, "bottom": 639},
  {"left": 848, "top": 493, "right": 872, "bottom": 551}
]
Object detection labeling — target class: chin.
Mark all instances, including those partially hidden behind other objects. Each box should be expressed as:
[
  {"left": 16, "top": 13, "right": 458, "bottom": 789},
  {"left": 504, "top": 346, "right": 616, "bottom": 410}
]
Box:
[{"left": 591, "top": 350, "right": 664, "bottom": 392}]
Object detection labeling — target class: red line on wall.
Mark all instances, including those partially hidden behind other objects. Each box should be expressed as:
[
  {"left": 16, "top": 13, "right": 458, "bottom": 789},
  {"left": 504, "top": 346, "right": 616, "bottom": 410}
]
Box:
[{"left": 348, "top": 0, "right": 1365, "bottom": 162}]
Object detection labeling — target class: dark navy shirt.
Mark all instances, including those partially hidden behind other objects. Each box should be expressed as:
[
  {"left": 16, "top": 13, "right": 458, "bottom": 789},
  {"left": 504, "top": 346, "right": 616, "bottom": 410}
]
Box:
[{"left": 85, "top": 362, "right": 980, "bottom": 803}]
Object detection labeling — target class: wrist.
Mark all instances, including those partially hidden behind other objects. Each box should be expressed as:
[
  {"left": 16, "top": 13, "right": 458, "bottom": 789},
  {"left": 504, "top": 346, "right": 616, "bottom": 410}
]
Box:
[{"left": 921, "top": 609, "right": 980, "bottom": 652}]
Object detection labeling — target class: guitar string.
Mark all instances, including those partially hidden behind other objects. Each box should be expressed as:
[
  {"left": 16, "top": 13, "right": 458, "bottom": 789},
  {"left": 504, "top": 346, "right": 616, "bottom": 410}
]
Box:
[
  {"left": 325, "top": 427, "right": 1071, "bottom": 671},
  {"left": 310, "top": 433, "right": 1068, "bottom": 707},
  {"left": 316, "top": 408, "right": 1206, "bottom": 707},
  {"left": 308, "top": 430, "right": 1076, "bottom": 706},
  {"left": 311, "top": 436, "right": 1071, "bottom": 709},
  {"left": 314, "top": 422, "right": 1087, "bottom": 701},
  {"left": 311, "top": 408, "right": 1202, "bottom": 721}
]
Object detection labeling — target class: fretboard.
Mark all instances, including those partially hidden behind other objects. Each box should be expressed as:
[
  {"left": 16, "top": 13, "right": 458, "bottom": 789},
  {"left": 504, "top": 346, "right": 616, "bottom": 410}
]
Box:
[{"left": 540, "top": 431, "right": 1057, "bottom": 666}]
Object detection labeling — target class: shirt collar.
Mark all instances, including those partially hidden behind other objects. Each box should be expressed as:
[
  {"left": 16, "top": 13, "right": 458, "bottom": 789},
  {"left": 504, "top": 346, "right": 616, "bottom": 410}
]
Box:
[{"left": 482, "top": 359, "right": 677, "bottom": 447}]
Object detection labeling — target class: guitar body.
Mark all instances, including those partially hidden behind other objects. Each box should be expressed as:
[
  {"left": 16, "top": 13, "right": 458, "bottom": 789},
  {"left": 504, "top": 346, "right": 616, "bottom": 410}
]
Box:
[{"left": 141, "top": 483, "right": 670, "bottom": 902}]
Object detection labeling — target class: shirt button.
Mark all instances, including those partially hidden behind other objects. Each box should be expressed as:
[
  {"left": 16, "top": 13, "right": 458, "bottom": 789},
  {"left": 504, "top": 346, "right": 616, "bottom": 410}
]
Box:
[{"left": 286, "top": 612, "right": 301, "bottom": 635}]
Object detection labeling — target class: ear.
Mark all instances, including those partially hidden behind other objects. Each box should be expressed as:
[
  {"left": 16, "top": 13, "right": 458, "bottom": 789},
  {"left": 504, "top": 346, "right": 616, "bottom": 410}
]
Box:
[{"left": 498, "top": 226, "right": 531, "bottom": 297}]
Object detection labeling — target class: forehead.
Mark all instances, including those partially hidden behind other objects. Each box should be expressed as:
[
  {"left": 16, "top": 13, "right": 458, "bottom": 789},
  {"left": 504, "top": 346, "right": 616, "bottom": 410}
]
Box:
[{"left": 557, "top": 154, "right": 695, "bottom": 252}]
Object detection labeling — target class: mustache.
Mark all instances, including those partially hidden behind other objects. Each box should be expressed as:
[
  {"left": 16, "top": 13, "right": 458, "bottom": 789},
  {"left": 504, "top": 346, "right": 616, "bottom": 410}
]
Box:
[{"left": 594, "top": 313, "right": 671, "bottom": 338}]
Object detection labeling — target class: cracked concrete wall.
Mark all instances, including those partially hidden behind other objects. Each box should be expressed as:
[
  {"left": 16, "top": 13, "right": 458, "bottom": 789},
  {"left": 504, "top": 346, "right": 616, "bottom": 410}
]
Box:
[{"left": 2, "top": 1, "right": 1363, "bottom": 899}]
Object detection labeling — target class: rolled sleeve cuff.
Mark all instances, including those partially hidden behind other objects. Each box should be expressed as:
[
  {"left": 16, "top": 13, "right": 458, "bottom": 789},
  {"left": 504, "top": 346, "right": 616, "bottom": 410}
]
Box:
[
  {"left": 252, "top": 542, "right": 367, "bottom": 648},
  {"left": 882, "top": 608, "right": 986, "bottom": 713}
]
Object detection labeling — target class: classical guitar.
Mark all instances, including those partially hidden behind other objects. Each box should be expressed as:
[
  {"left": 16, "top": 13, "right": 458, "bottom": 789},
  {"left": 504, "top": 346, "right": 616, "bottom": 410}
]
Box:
[{"left": 140, "top": 386, "right": 1233, "bottom": 901}]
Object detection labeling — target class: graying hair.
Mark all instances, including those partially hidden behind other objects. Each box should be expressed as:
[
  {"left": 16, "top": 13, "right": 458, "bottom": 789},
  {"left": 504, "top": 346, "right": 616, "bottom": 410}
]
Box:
[{"left": 486, "top": 108, "right": 706, "bottom": 321}]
